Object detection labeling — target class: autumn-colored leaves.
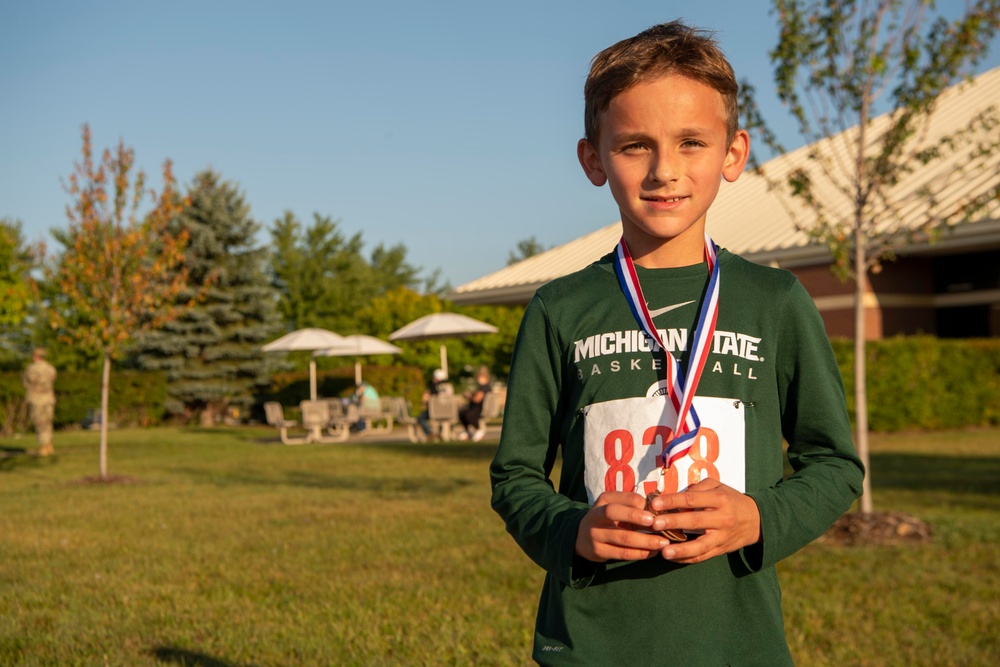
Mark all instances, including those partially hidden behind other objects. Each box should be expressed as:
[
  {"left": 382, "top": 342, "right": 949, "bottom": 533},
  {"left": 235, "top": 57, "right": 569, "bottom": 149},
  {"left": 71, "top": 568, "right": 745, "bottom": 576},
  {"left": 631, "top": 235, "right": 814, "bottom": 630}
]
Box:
[{"left": 50, "top": 124, "right": 191, "bottom": 360}]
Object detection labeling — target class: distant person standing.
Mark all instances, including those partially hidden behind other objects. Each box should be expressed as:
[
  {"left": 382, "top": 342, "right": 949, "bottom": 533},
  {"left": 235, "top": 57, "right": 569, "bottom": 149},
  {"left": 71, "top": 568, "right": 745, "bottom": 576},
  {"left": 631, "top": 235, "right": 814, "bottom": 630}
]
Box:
[{"left": 23, "top": 348, "right": 57, "bottom": 456}]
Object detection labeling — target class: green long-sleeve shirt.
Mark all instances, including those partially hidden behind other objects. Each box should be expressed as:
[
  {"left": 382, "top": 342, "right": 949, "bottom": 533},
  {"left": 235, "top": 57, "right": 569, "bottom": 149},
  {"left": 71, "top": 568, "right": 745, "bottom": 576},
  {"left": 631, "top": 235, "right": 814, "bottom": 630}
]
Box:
[{"left": 490, "top": 249, "right": 864, "bottom": 666}]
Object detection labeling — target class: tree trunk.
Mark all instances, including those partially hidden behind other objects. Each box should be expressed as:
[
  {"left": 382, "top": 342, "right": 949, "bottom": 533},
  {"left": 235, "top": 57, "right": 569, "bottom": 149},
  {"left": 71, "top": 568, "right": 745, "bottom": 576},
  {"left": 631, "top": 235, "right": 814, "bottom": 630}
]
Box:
[
  {"left": 99, "top": 352, "right": 111, "bottom": 479},
  {"left": 854, "top": 238, "right": 873, "bottom": 514}
]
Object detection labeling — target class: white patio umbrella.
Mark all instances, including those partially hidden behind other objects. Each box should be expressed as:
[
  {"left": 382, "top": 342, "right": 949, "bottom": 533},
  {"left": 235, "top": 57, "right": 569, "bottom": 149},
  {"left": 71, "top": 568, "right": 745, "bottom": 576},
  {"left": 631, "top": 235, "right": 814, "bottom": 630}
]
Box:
[
  {"left": 314, "top": 334, "right": 402, "bottom": 384},
  {"left": 388, "top": 312, "right": 498, "bottom": 376},
  {"left": 261, "top": 327, "right": 347, "bottom": 400}
]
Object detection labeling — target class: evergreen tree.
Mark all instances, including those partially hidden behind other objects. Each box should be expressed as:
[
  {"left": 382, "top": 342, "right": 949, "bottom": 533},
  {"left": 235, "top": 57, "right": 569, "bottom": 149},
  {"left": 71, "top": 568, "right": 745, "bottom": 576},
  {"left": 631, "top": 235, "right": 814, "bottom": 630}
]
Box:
[{"left": 132, "top": 170, "right": 283, "bottom": 425}]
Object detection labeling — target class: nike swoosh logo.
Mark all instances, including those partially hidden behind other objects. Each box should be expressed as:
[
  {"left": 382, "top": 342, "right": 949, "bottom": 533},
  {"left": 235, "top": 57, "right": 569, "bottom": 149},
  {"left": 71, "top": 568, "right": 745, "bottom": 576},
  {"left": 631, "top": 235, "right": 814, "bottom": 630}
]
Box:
[{"left": 647, "top": 300, "right": 695, "bottom": 318}]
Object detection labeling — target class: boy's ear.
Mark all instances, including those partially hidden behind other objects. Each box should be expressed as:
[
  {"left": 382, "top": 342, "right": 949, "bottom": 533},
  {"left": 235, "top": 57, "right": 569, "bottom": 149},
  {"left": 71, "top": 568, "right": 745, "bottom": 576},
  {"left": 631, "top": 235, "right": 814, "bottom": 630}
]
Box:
[
  {"left": 722, "top": 129, "right": 750, "bottom": 183},
  {"left": 577, "top": 139, "right": 607, "bottom": 187}
]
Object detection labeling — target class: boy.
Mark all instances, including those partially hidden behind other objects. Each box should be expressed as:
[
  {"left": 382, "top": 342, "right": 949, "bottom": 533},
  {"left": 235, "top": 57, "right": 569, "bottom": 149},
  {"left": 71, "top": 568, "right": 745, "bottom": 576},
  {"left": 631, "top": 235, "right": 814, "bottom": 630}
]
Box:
[{"left": 490, "top": 21, "right": 864, "bottom": 665}]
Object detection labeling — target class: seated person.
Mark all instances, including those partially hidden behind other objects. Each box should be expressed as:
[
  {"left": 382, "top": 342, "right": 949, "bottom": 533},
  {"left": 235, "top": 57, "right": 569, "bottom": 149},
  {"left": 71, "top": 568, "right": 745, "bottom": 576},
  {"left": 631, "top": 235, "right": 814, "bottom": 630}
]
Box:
[
  {"left": 351, "top": 381, "right": 380, "bottom": 431},
  {"left": 458, "top": 366, "right": 492, "bottom": 441}
]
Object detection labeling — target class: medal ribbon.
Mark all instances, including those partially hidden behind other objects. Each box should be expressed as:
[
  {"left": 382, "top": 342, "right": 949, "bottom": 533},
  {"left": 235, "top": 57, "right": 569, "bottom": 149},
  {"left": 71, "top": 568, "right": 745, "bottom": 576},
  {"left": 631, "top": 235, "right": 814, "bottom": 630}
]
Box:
[{"left": 613, "top": 232, "right": 720, "bottom": 469}]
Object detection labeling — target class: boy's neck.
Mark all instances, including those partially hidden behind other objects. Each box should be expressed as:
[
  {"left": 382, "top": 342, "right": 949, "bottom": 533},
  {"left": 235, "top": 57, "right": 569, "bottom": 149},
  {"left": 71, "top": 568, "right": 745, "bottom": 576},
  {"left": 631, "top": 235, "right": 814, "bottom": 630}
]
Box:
[{"left": 625, "top": 225, "right": 708, "bottom": 269}]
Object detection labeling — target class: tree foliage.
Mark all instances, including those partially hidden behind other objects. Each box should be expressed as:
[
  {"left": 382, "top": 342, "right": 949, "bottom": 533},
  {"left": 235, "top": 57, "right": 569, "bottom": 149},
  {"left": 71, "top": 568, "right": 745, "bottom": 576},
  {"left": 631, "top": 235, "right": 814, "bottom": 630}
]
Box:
[
  {"left": 48, "top": 124, "right": 189, "bottom": 477},
  {"left": 353, "top": 286, "right": 524, "bottom": 383},
  {"left": 130, "top": 170, "right": 284, "bottom": 424},
  {"left": 269, "top": 211, "right": 420, "bottom": 334},
  {"left": 742, "top": 0, "right": 1000, "bottom": 512},
  {"left": 0, "top": 218, "right": 36, "bottom": 328},
  {"left": 506, "top": 236, "right": 548, "bottom": 266},
  {"left": 744, "top": 0, "right": 1000, "bottom": 277}
]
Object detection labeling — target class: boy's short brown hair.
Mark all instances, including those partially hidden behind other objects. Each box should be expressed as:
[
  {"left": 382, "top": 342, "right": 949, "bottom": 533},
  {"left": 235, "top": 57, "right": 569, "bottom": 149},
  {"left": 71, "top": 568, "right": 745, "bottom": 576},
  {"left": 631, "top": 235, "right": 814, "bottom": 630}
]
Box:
[{"left": 583, "top": 20, "right": 739, "bottom": 145}]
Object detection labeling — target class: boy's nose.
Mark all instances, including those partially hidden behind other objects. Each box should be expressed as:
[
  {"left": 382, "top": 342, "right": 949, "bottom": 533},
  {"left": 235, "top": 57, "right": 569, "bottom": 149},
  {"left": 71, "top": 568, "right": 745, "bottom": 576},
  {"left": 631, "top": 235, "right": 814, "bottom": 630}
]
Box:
[{"left": 647, "top": 153, "right": 677, "bottom": 184}]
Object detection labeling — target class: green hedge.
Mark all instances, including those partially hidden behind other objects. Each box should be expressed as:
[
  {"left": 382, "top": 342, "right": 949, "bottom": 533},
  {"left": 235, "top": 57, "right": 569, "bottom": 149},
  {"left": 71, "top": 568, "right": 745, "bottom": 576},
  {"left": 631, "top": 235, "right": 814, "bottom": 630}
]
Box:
[
  {"left": 0, "top": 370, "right": 168, "bottom": 436},
  {"left": 0, "top": 364, "right": 428, "bottom": 435},
  {"left": 3, "top": 340, "right": 995, "bottom": 435},
  {"left": 831, "top": 336, "right": 1000, "bottom": 432}
]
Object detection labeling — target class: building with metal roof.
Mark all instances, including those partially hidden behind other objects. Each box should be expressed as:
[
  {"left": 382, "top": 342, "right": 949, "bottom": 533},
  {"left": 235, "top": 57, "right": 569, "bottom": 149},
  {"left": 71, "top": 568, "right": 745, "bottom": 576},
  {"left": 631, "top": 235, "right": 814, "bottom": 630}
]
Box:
[{"left": 449, "top": 67, "right": 1000, "bottom": 339}]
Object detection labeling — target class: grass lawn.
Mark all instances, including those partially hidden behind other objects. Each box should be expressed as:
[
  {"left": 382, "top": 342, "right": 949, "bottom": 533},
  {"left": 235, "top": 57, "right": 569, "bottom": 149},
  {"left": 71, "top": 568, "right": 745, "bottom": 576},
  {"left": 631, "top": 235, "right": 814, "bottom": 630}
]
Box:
[{"left": 1, "top": 425, "right": 998, "bottom": 666}]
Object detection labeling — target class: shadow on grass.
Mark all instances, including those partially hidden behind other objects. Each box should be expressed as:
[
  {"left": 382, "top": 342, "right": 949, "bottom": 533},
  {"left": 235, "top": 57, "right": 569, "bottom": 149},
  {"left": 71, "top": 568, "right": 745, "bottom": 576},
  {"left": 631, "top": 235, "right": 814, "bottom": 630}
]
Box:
[
  {"left": 369, "top": 441, "right": 499, "bottom": 461},
  {"left": 244, "top": 434, "right": 500, "bottom": 460},
  {"left": 870, "top": 452, "right": 1000, "bottom": 497},
  {"left": 151, "top": 645, "right": 257, "bottom": 667},
  {"left": 1, "top": 447, "right": 55, "bottom": 472},
  {"left": 169, "top": 466, "right": 474, "bottom": 496}
]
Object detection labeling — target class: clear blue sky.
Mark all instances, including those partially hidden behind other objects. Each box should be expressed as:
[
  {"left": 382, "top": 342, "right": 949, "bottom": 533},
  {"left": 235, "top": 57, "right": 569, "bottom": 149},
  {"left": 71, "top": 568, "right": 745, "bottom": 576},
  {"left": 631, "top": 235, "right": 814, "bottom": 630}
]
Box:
[{"left": 2, "top": 1, "right": 998, "bottom": 288}]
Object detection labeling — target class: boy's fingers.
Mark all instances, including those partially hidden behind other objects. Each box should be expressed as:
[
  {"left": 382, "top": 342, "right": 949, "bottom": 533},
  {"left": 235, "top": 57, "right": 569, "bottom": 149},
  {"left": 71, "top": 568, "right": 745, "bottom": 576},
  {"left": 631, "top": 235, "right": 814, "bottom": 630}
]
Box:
[
  {"left": 593, "top": 490, "right": 649, "bottom": 509},
  {"left": 598, "top": 528, "right": 669, "bottom": 560},
  {"left": 594, "top": 491, "right": 656, "bottom": 528},
  {"left": 649, "top": 479, "right": 725, "bottom": 512},
  {"left": 578, "top": 491, "right": 669, "bottom": 562},
  {"left": 652, "top": 510, "right": 710, "bottom": 533},
  {"left": 661, "top": 538, "right": 722, "bottom": 564}
]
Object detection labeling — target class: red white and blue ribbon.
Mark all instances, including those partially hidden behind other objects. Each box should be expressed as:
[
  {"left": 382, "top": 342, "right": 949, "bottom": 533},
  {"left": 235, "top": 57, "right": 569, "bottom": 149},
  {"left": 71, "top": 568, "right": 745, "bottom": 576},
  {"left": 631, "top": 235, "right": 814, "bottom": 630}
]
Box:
[{"left": 613, "top": 232, "right": 720, "bottom": 470}]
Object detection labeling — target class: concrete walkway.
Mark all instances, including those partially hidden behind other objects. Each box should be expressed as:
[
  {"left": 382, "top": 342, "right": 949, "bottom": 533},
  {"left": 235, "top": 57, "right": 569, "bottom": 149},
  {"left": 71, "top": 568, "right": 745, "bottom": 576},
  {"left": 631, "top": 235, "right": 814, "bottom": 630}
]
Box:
[{"left": 355, "top": 421, "right": 503, "bottom": 444}]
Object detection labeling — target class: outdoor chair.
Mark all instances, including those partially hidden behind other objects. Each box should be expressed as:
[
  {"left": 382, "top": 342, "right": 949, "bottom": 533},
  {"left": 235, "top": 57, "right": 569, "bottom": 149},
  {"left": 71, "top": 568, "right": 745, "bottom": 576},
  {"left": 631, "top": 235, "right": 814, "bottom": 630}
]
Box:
[
  {"left": 388, "top": 397, "right": 423, "bottom": 443},
  {"left": 325, "top": 400, "right": 358, "bottom": 440},
  {"left": 300, "top": 400, "right": 348, "bottom": 443},
  {"left": 428, "top": 394, "right": 459, "bottom": 441},
  {"left": 357, "top": 397, "right": 394, "bottom": 435},
  {"left": 263, "top": 401, "right": 310, "bottom": 445},
  {"left": 476, "top": 391, "right": 503, "bottom": 436}
]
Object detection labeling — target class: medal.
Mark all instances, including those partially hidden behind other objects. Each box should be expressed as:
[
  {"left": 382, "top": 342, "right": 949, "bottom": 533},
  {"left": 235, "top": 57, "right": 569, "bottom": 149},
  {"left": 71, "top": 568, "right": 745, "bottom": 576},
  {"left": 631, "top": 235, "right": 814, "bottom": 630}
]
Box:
[{"left": 645, "top": 492, "right": 688, "bottom": 542}]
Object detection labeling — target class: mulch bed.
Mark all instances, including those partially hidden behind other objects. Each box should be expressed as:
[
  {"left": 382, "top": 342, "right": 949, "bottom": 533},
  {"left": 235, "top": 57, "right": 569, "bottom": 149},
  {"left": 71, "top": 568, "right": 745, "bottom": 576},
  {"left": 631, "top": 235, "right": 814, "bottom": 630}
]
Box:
[
  {"left": 76, "top": 474, "right": 142, "bottom": 485},
  {"left": 818, "top": 510, "right": 933, "bottom": 546}
]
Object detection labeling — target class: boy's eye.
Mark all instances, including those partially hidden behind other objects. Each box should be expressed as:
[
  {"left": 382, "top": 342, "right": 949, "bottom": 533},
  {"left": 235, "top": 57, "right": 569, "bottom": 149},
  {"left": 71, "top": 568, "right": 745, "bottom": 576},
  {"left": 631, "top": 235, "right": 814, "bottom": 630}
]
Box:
[
  {"left": 621, "top": 142, "right": 647, "bottom": 152},
  {"left": 681, "top": 139, "right": 705, "bottom": 148}
]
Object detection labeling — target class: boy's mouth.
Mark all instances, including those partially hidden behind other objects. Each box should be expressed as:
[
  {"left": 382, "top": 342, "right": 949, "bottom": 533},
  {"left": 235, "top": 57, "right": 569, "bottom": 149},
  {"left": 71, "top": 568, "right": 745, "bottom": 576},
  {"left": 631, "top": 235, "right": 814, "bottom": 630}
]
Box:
[{"left": 642, "top": 195, "right": 687, "bottom": 203}]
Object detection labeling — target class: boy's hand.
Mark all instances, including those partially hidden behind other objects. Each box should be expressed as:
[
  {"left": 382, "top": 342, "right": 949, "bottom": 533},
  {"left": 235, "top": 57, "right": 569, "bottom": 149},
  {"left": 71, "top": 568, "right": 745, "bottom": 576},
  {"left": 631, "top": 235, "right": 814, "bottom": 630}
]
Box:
[
  {"left": 575, "top": 491, "right": 669, "bottom": 562},
  {"left": 647, "top": 479, "right": 761, "bottom": 564}
]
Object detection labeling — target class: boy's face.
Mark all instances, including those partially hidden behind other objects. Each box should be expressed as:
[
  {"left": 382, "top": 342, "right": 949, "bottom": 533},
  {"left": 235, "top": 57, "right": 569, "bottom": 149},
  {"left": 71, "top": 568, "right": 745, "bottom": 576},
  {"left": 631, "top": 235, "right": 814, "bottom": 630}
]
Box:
[{"left": 578, "top": 73, "right": 748, "bottom": 265}]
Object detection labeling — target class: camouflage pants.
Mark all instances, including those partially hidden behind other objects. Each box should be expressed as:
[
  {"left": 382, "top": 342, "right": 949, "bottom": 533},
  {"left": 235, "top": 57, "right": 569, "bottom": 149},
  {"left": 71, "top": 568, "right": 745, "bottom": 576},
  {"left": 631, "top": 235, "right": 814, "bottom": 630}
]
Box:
[{"left": 29, "top": 402, "right": 54, "bottom": 455}]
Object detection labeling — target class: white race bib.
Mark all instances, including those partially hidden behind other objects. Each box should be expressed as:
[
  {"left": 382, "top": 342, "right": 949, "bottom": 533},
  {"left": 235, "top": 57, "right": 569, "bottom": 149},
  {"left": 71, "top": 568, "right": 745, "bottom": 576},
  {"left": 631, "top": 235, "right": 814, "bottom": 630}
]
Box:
[{"left": 583, "top": 395, "right": 746, "bottom": 503}]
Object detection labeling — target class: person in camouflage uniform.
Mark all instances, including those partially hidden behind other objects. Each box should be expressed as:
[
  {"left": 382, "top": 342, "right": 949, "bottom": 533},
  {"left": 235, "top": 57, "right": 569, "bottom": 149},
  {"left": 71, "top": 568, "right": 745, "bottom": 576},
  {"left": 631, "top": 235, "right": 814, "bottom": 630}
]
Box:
[{"left": 23, "top": 348, "right": 57, "bottom": 456}]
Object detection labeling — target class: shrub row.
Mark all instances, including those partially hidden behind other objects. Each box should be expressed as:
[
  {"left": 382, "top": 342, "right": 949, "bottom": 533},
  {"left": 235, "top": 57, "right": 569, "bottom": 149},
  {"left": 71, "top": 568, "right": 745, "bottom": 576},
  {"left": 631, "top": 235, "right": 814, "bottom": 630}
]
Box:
[
  {"left": 2, "top": 341, "right": 996, "bottom": 435},
  {"left": 0, "top": 370, "right": 167, "bottom": 436},
  {"left": 830, "top": 336, "right": 1000, "bottom": 432},
  {"left": 0, "top": 364, "right": 429, "bottom": 437}
]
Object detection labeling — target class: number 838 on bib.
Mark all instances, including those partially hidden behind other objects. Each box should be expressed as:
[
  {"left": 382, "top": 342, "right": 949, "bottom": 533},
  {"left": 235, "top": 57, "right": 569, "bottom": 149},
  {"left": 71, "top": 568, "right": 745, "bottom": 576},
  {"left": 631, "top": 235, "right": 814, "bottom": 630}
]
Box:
[{"left": 582, "top": 395, "right": 747, "bottom": 504}]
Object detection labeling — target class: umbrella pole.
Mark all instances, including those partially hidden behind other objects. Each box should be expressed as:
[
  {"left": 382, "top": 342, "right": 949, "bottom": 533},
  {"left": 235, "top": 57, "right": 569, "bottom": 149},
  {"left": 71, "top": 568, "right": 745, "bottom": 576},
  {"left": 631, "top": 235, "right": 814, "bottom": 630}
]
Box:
[
  {"left": 310, "top": 359, "right": 318, "bottom": 401},
  {"left": 355, "top": 360, "right": 362, "bottom": 385},
  {"left": 440, "top": 344, "right": 447, "bottom": 377}
]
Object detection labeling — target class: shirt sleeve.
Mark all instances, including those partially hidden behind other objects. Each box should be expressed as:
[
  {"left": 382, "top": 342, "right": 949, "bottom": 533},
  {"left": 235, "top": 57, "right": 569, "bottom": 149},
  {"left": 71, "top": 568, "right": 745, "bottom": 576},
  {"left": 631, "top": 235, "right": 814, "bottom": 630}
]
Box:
[
  {"left": 747, "top": 278, "right": 865, "bottom": 569},
  {"left": 489, "top": 294, "right": 594, "bottom": 587}
]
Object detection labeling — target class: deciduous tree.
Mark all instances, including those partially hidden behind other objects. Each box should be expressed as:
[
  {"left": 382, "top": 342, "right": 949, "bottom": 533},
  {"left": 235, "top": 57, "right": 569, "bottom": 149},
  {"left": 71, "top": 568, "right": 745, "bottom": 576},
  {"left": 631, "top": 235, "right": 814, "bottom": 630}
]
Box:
[
  {"left": 269, "top": 212, "right": 421, "bottom": 335},
  {"left": 742, "top": 0, "right": 1000, "bottom": 513},
  {"left": 0, "top": 218, "right": 35, "bottom": 328},
  {"left": 48, "top": 125, "right": 189, "bottom": 478},
  {"left": 354, "top": 287, "right": 523, "bottom": 381},
  {"left": 0, "top": 218, "right": 39, "bottom": 370}
]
